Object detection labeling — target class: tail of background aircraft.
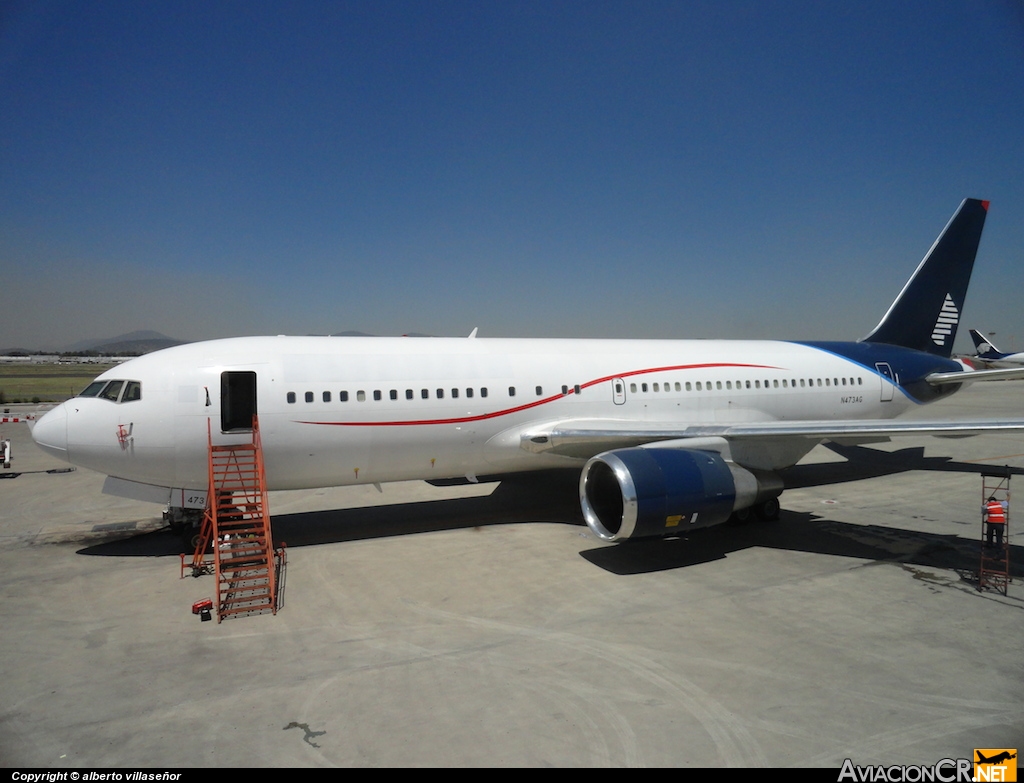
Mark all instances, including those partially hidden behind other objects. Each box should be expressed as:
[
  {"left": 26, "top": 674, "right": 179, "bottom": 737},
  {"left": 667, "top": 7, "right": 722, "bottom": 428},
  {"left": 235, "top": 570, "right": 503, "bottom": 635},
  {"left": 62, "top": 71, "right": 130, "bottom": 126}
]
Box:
[
  {"left": 862, "top": 198, "right": 989, "bottom": 358},
  {"left": 969, "top": 328, "right": 1004, "bottom": 359}
]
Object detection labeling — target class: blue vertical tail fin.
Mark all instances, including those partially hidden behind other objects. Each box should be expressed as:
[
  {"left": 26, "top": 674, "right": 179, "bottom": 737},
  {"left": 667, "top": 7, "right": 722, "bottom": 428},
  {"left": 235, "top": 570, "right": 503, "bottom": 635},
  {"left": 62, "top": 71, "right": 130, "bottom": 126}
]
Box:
[
  {"left": 862, "top": 198, "right": 989, "bottom": 358},
  {"left": 969, "top": 328, "right": 1004, "bottom": 359}
]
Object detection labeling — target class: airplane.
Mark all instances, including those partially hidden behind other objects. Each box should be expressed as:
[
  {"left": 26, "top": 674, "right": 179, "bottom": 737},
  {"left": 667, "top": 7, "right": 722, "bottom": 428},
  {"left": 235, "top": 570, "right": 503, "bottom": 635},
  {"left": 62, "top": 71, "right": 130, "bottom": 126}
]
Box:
[
  {"left": 976, "top": 751, "right": 1016, "bottom": 765},
  {"left": 29, "top": 198, "right": 1024, "bottom": 547},
  {"left": 968, "top": 328, "right": 1024, "bottom": 368}
]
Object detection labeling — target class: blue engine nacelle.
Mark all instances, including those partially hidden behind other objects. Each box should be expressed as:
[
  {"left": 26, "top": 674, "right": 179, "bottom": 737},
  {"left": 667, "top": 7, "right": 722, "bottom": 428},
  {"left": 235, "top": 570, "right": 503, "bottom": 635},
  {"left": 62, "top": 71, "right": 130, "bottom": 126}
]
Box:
[{"left": 579, "top": 447, "right": 781, "bottom": 541}]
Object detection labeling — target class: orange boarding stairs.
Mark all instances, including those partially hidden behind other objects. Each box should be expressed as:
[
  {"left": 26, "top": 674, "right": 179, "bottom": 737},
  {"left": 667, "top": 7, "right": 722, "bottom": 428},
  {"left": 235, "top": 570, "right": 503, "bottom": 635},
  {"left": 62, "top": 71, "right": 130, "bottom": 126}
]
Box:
[{"left": 188, "top": 416, "right": 285, "bottom": 621}]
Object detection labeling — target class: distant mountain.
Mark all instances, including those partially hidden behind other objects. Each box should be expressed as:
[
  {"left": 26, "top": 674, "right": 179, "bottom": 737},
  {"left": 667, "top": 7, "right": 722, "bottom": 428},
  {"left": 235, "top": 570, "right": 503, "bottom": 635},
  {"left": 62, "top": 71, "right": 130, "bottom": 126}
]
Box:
[
  {"left": 64, "top": 330, "right": 176, "bottom": 352},
  {"left": 90, "top": 337, "right": 186, "bottom": 355},
  {"left": 62, "top": 331, "right": 187, "bottom": 355},
  {"left": 6, "top": 329, "right": 447, "bottom": 356}
]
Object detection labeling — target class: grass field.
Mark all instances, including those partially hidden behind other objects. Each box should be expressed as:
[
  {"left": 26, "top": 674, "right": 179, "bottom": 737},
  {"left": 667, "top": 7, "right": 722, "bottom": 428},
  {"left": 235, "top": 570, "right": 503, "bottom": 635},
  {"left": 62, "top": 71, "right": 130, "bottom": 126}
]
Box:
[{"left": 0, "top": 363, "right": 117, "bottom": 402}]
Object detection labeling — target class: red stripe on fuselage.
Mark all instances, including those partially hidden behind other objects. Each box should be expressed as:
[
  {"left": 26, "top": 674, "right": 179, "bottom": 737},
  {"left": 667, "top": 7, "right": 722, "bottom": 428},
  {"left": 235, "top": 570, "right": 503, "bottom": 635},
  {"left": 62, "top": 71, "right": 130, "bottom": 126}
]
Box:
[{"left": 295, "top": 362, "right": 779, "bottom": 428}]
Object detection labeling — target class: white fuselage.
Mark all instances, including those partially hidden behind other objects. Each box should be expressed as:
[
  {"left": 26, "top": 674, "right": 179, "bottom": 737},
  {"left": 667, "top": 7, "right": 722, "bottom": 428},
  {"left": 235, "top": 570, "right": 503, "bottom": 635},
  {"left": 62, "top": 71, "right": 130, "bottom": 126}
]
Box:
[{"left": 32, "top": 336, "right": 911, "bottom": 498}]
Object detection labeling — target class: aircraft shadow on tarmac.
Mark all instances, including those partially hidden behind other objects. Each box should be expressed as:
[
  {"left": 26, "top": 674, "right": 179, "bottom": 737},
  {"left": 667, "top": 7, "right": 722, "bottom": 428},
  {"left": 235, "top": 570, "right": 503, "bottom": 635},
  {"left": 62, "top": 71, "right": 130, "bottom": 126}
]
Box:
[
  {"left": 579, "top": 511, "right": 1024, "bottom": 579},
  {"left": 784, "top": 442, "right": 1024, "bottom": 489},
  {"left": 79, "top": 450, "right": 1024, "bottom": 582}
]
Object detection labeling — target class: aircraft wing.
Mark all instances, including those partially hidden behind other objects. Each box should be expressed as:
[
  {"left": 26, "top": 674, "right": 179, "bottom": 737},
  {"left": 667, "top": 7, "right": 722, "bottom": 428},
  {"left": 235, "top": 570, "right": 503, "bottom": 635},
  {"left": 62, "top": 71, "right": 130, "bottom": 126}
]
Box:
[
  {"left": 927, "top": 366, "right": 1024, "bottom": 384},
  {"left": 520, "top": 418, "right": 1024, "bottom": 458}
]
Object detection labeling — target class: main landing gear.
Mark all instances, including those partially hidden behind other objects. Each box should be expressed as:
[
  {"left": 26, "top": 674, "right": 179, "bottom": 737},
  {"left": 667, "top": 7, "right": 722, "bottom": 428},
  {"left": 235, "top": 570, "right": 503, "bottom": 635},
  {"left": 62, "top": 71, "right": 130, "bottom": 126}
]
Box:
[
  {"left": 730, "top": 497, "right": 781, "bottom": 524},
  {"left": 163, "top": 506, "right": 206, "bottom": 551}
]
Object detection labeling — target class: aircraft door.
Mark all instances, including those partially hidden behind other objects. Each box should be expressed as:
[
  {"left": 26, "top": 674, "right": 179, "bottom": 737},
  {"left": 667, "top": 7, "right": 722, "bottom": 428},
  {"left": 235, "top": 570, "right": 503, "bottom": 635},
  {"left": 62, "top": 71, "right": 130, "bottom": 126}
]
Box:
[
  {"left": 612, "top": 377, "right": 626, "bottom": 405},
  {"left": 221, "top": 371, "right": 257, "bottom": 431},
  {"left": 875, "top": 363, "right": 896, "bottom": 403}
]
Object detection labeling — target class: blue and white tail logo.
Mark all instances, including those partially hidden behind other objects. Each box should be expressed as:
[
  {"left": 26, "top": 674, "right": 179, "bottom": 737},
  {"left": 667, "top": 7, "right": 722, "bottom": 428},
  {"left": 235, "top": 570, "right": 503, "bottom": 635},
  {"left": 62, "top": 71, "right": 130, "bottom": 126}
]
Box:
[{"left": 931, "top": 293, "right": 959, "bottom": 347}]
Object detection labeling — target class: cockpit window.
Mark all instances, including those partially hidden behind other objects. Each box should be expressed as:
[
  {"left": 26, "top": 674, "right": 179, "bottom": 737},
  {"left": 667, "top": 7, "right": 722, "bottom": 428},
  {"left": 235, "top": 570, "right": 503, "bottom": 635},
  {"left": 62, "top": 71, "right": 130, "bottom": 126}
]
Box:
[
  {"left": 99, "top": 380, "right": 125, "bottom": 401},
  {"left": 77, "top": 379, "right": 141, "bottom": 402},
  {"left": 78, "top": 381, "right": 106, "bottom": 398}
]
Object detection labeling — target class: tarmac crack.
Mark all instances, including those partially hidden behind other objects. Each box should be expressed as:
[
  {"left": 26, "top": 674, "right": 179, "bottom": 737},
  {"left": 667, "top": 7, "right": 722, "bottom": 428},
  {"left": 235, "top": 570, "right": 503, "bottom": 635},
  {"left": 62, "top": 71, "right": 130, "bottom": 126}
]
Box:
[{"left": 283, "top": 720, "right": 326, "bottom": 748}]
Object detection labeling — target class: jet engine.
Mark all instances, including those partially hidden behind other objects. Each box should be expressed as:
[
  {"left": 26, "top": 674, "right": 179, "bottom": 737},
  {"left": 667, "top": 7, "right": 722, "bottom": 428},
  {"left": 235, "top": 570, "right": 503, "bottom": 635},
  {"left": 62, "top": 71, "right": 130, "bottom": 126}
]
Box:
[{"left": 579, "top": 447, "right": 783, "bottom": 541}]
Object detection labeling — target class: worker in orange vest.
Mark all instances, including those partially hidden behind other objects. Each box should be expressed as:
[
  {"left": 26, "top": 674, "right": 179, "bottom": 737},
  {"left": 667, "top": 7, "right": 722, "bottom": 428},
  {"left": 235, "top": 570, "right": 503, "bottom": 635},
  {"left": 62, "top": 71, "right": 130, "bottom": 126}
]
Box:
[{"left": 983, "top": 496, "right": 1006, "bottom": 548}]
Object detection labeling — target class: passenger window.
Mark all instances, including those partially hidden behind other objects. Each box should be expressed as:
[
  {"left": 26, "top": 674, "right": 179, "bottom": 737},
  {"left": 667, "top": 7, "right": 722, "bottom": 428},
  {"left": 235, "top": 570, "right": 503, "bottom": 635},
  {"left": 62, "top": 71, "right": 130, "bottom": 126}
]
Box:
[
  {"left": 437, "top": 389, "right": 444, "bottom": 399},
  {"left": 373, "top": 390, "right": 382, "bottom": 401},
  {"left": 562, "top": 385, "right": 569, "bottom": 395},
  {"left": 653, "top": 383, "right": 659, "bottom": 392},
  {"left": 287, "top": 392, "right": 296, "bottom": 404},
  {"left": 390, "top": 390, "right": 398, "bottom": 400},
  {"left": 642, "top": 383, "right": 649, "bottom": 392},
  {"left": 466, "top": 388, "right": 474, "bottom": 398},
  {"left": 357, "top": 390, "right": 366, "bottom": 401},
  {"left": 535, "top": 386, "right": 543, "bottom": 396},
  {"left": 574, "top": 385, "right": 581, "bottom": 395},
  {"left": 452, "top": 388, "right": 459, "bottom": 398},
  {"left": 509, "top": 386, "right": 516, "bottom": 397},
  {"left": 340, "top": 391, "right": 349, "bottom": 402},
  {"left": 122, "top": 381, "right": 142, "bottom": 402},
  {"left": 481, "top": 388, "right": 488, "bottom": 398},
  {"left": 323, "top": 391, "right": 331, "bottom": 402},
  {"left": 421, "top": 389, "right": 429, "bottom": 399},
  {"left": 305, "top": 391, "right": 314, "bottom": 403},
  {"left": 630, "top": 383, "right": 637, "bottom": 393},
  {"left": 406, "top": 389, "right": 414, "bottom": 400}
]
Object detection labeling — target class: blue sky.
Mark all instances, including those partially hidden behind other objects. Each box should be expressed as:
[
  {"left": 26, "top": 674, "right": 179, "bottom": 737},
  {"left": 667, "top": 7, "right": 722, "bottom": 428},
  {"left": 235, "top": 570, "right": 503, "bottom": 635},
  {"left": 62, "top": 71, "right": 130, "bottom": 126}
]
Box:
[{"left": 2, "top": 1, "right": 1023, "bottom": 351}]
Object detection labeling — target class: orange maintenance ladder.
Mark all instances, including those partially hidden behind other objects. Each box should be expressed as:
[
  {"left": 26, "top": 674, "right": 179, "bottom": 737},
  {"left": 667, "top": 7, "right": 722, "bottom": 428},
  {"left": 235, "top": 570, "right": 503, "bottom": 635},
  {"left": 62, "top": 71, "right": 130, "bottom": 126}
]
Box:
[{"left": 184, "top": 416, "right": 286, "bottom": 621}]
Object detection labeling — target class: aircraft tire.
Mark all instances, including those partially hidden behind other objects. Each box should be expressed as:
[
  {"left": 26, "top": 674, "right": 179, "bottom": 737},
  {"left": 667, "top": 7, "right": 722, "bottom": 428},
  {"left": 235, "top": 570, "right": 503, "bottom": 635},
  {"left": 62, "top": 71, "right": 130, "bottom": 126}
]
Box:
[
  {"left": 755, "top": 497, "right": 781, "bottom": 521},
  {"left": 729, "top": 507, "right": 753, "bottom": 524},
  {"left": 181, "top": 526, "right": 205, "bottom": 553}
]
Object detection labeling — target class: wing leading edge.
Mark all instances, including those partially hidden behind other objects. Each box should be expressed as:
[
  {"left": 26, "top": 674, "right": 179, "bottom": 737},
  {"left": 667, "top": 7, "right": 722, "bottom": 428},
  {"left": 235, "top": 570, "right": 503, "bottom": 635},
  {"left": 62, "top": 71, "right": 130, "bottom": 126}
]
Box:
[{"left": 520, "top": 418, "right": 1024, "bottom": 461}]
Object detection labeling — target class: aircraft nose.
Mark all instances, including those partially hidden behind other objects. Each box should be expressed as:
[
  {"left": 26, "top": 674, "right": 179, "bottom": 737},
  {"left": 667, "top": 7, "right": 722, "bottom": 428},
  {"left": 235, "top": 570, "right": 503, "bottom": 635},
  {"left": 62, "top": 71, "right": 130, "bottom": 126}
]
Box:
[{"left": 32, "top": 403, "right": 69, "bottom": 462}]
